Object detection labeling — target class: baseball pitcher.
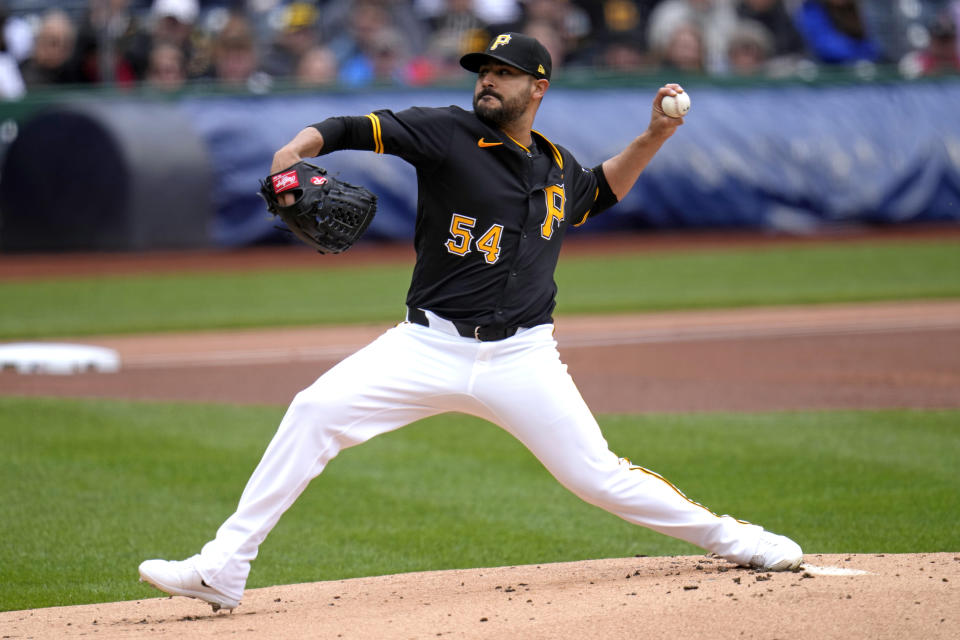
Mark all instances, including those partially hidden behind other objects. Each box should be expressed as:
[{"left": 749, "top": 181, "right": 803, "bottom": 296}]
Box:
[{"left": 139, "top": 32, "right": 802, "bottom": 612}]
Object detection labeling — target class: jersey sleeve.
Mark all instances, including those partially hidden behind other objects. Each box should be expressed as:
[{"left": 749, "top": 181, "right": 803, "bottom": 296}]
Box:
[
  {"left": 311, "top": 107, "right": 454, "bottom": 171},
  {"left": 565, "top": 153, "right": 619, "bottom": 227}
]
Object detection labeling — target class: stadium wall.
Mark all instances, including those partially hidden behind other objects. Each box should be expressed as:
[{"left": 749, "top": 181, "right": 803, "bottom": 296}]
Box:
[{"left": 1, "top": 78, "right": 958, "bottom": 250}]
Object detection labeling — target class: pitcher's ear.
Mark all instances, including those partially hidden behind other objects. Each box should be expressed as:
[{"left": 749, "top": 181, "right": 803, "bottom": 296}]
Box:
[{"left": 533, "top": 78, "right": 549, "bottom": 99}]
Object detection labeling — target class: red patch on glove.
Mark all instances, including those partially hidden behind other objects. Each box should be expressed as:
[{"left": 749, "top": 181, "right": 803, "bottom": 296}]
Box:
[{"left": 272, "top": 170, "right": 299, "bottom": 193}]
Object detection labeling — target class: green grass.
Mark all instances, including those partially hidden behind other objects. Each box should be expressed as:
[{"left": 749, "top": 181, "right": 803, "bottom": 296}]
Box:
[
  {"left": 1, "top": 239, "right": 958, "bottom": 339},
  {"left": 555, "top": 238, "right": 960, "bottom": 313},
  {"left": 1, "top": 396, "right": 957, "bottom": 611}
]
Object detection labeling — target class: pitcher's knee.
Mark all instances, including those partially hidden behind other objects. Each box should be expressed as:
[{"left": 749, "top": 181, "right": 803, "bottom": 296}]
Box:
[
  {"left": 280, "top": 389, "right": 349, "bottom": 443},
  {"left": 556, "top": 467, "right": 625, "bottom": 509}
]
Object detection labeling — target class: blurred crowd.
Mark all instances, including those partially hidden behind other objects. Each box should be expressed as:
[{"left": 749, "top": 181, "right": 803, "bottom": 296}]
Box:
[{"left": 0, "top": 0, "right": 958, "bottom": 99}]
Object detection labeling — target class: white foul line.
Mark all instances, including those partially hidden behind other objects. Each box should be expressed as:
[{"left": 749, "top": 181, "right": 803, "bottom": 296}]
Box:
[{"left": 801, "top": 564, "right": 871, "bottom": 576}]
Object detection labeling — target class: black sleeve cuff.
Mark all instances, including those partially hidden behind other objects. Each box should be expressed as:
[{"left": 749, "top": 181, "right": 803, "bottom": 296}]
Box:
[
  {"left": 309, "top": 118, "right": 347, "bottom": 156},
  {"left": 592, "top": 162, "right": 618, "bottom": 211}
]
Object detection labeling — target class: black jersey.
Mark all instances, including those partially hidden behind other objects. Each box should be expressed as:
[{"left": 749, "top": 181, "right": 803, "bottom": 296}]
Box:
[{"left": 313, "top": 105, "right": 617, "bottom": 329}]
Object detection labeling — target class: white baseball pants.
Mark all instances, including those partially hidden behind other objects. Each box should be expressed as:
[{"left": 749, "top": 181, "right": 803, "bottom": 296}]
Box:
[{"left": 194, "top": 317, "right": 763, "bottom": 601}]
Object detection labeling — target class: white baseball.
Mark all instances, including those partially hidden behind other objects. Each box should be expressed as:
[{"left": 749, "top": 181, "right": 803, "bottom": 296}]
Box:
[{"left": 660, "top": 91, "right": 691, "bottom": 118}]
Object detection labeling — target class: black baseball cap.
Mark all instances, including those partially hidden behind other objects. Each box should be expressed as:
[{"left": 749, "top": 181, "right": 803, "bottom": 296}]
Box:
[{"left": 460, "top": 32, "right": 552, "bottom": 80}]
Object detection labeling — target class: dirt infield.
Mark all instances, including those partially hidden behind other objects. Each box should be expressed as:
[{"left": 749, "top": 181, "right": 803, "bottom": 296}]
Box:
[
  {"left": 2, "top": 554, "right": 957, "bottom": 639},
  {"left": 4, "top": 300, "right": 960, "bottom": 412},
  {"left": 2, "top": 232, "right": 958, "bottom": 637}
]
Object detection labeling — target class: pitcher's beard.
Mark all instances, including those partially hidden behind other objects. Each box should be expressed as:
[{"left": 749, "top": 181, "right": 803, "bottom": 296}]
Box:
[{"left": 474, "top": 91, "right": 528, "bottom": 129}]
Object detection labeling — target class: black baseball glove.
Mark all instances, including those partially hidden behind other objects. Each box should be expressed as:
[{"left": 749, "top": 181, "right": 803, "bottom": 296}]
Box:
[{"left": 258, "top": 161, "right": 378, "bottom": 254}]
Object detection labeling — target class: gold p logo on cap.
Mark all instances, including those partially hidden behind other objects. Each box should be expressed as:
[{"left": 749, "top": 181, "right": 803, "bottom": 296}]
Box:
[{"left": 490, "top": 34, "right": 512, "bottom": 50}]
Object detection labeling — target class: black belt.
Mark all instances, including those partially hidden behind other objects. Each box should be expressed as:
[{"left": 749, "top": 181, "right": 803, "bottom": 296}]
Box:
[{"left": 407, "top": 307, "right": 520, "bottom": 342}]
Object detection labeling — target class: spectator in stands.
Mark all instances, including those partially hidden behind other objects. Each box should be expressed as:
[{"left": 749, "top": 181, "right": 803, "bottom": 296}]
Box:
[
  {"left": 145, "top": 41, "right": 186, "bottom": 90},
  {"left": 735, "top": 0, "right": 805, "bottom": 59},
  {"left": 414, "top": 0, "right": 522, "bottom": 32},
  {"left": 597, "top": 30, "right": 649, "bottom": 71},
  {"left": 295, "top": 45, "right": 338, "bottom": 86},
  {"left": 71, "top": 0, "right": 144, "bottom": 85},
  {"left": 19, "top": 9, "right": 78, "bottom": 87},
  {"left": 339, "top": 24, "right": 418, "bottom": 86},
  {"left": 0, "top": 5, "right": 23, "bottom": 98},
  {"left": 570, "top": 0, "right": 654, "bottom": 67},
  {"left": 329, "top": 1, "right": 429, "bottom": 86},
  {"left": 372, "top": 28, "right": 416, "bottom": 83},
  {"left": 119, "top": 0, "right": 203, "bottom": 82},
  {"left": 262, "top": 1, "right": 321, "bottom": 79},
  {"left": 513, "top": 0, "right": 591, "bottom": 67},
  {"left": 143, "top": 0, "right": 199, "bottom": 73},
  {"left": 573, "top": 0, "right": 646, "bottom": 41},
  {"left": 857, "top": 0, "right": 959, "bottom": 66},
  {"left": 913, "top": 8, "right": 960, "bottom": 75},
  {"left": 1, "top": 1, "right": 33, "bottom": 65},
  {"left": 726, "top": 18, "right": 774, "bottom": 75},
  {"left": 327, "top": 0, "right": 389, "bottom": 66},
  {"left": 651, "top": 18, "right": 707, "bottom": 72},
  {"left": 421, "top": 0, "right": 490, "bottom": 78},
  {"left": 208, "top": 11, "right": 260, "bottom": 87},
  {"left": 323, "top": 0, "right": 427, "bottom": 62},
  {"left": 647, "top": 0, "right": 738, "bottom": 74},
  {"left": 522, "top": 20, "right": 568, "bottom": 74},
  {"left": 795, "top": 0, "right": 881, "bottom": 64},
  {"left": 459, "top": 0, "right": 522, "bottom": 27}
]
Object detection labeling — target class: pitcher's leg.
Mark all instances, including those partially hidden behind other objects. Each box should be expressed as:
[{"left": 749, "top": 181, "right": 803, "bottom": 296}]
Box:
[
  {"left": 471, "top": 329, "right": 766, "bottom": 566},
  {"left": 193, "top": 326, "right": 451, "bottom": 599}
]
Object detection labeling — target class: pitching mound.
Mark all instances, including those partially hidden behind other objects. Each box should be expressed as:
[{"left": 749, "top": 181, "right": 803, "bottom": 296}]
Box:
[{"left": 3, "top": 553, "right": 956, "bottom": 639}]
